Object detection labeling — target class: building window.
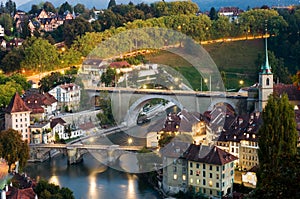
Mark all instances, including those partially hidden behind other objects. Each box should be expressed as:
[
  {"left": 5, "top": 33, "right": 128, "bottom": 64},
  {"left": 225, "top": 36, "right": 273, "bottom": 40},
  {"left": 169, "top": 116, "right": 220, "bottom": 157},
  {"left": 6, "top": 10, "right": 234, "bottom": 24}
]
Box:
[
  {"left": 216, "top": 166, "right": 219, "bottom": 171},
  {"left": 222, "top": 182, "right": 225, "bottom": 187},
  {"left": 203, "top": 188, "right": 206, "bottom": 194},
  {"left": 190, "top": 170, "right": 193, "bottom": 175},
  {"left": 210, "top": 190, "right": 213, "bottom": 195},
  {"left": 231, "top": 170, "right": 234, "bottom": 176},
  {"left": 190, "top": 178, "right": 194, "bottom": 184},
  {"left": 222, "top": 174, "right": 225, "bottom": 178},
  {"left": 196, "top": 163, "right": 199, "bottom": 168},
  {"left": 196, "top": 179, "right": 200, "bottom": 184},
  {"left": 216, "top": 182, "right": 219, "bottom": 188},
  {"left": 182, "top": 175, "right": 186, "bottom": 181},
  {"left": 209, "top": 180, "right": 213, "bottom": 187},
  {"left": 222, "top": 165, "right": 225, "bottom": 171},
  {"left": 173, "top": 174, "right": 177, "bottom": 180},
  {"left": 209, "top": 173, "right": 212, "bottom": 178},
  {"left": 190, "top": 162, "right": 193, "bottom": 168},
  {"left": 173, "top": 166, "right": 177, "bottom": 172},
  {"left": 209, "top": 165, "right": 212, "bottom": 170},
  {"left": 16, "top": 119, "right": 18, "bottom": 122},
  {"left": 266, "top": 78, "right": 270, "bottom": 86},
  {"left": 196, "top": 170, "right": 200, "bottom": 176},
  {"left": 203, "top": 171, "right": 206, "bottom": 177},
  {"left": 216, "top": 174, "right": 219, "bottom": 179},
  {"left": 203, "top": 179, "right": 206, "bottom": 186},
  {"left": 203, "top": 164, "right": 206, "bottom": 170}
]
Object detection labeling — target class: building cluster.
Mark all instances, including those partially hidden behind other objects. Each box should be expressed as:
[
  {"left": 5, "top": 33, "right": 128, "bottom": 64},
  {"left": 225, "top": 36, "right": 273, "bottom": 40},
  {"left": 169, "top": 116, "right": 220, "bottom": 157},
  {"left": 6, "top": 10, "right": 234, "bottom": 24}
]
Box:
[
  {"left": 14, "top": 9, "right": 74, "bottom": 34},
  {"left": 149, "top": 36, "right": 300, "bottom": 198},
  {"left": 1, "top": 82, "right": 84, "bottom": 144}
]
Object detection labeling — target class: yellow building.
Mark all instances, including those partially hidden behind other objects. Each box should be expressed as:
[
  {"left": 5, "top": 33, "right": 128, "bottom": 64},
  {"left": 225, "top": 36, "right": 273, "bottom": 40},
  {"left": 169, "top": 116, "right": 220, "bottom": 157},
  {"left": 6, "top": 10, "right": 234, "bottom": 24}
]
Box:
[{"left": 184, "top": 144, "right": 238, "bottom": 198}]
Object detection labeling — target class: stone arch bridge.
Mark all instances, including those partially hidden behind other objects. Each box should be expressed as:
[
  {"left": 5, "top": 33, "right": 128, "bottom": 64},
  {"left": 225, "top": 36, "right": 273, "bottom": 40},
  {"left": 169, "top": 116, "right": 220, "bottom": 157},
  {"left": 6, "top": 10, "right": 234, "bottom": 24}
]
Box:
[
  {"left": 29, "top": 144, "right": 143, "bottom": 165},
  {"left": 86, "top": 87, "right": 251, "bottom": 126}
]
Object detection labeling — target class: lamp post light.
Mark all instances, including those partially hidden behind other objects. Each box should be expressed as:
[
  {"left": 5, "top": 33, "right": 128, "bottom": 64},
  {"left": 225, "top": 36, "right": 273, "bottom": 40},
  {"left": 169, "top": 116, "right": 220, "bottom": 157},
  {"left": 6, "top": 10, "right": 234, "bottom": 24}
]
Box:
[
  {"left": 203, "top": 78, "right": 208, "bottom": 91},
  {"left": 239, "top": 80, "right": 244, "bottom": 87}
]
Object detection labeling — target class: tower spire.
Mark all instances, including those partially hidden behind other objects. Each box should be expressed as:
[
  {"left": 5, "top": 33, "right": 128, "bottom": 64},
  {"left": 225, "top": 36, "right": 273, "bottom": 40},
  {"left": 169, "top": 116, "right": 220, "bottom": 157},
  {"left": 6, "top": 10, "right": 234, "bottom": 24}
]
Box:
[{"left": 260, "top": 22, "right": 272, "bottom": 74}]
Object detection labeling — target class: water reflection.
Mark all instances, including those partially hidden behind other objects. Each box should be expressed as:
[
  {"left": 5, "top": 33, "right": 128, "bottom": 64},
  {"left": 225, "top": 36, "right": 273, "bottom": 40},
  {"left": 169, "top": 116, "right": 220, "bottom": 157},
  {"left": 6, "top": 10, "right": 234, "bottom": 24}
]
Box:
[{"left": 24, "top": 154, "right": 160, "bottom": 199}]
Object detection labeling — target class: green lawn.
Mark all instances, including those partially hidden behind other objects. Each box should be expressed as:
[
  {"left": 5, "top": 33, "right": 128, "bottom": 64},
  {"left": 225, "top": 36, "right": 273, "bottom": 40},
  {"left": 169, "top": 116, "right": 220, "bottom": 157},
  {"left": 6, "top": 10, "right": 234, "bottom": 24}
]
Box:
[{"left": 145, "top": 39, "right": 264, "bottom": 90}]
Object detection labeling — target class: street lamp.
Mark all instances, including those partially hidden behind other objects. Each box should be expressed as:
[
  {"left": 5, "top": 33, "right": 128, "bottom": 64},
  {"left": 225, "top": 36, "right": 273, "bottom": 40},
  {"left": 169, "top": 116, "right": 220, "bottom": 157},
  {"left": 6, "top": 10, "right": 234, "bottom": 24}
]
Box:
[{"left": 239, "top": 80, "right": 244, "bottom": 86}]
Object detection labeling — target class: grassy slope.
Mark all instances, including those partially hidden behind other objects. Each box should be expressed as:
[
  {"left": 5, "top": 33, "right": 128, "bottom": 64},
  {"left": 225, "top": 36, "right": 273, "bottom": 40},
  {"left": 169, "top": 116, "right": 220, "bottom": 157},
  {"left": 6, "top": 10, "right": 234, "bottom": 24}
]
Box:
[{"left": 145, "top": 39, "right": 264, "bottom": 91}]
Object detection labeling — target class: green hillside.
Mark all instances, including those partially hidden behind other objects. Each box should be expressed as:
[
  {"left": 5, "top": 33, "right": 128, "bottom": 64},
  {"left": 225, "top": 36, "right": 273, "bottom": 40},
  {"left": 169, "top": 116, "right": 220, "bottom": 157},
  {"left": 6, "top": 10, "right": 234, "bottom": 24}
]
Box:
[{"left": 145, "top": 39, "right": 264, "bottom": 91}]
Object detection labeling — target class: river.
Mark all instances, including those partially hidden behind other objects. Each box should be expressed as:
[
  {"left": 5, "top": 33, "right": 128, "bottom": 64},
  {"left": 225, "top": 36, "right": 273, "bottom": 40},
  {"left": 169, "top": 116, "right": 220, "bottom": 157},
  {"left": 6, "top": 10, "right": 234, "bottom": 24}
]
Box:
[
  {"left": 24, "top": 153, "right": 161, "bottom": 199},
  {"left": 24, "top": 105, "right": 180, "bottom": 199}
]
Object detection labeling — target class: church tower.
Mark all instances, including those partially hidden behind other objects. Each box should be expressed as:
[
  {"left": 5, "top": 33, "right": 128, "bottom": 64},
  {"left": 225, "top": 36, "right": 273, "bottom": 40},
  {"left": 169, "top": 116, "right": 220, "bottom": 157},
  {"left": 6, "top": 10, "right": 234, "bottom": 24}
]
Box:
[{"left": 258, "top": 34, "right": 273, "bottom": 112}]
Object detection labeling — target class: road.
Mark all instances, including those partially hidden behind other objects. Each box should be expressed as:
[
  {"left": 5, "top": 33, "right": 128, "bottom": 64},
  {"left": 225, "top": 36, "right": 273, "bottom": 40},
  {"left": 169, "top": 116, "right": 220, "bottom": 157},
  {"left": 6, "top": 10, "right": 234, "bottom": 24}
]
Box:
[{"left": 26, "top": 66, "right": 75, "bottom": 84}]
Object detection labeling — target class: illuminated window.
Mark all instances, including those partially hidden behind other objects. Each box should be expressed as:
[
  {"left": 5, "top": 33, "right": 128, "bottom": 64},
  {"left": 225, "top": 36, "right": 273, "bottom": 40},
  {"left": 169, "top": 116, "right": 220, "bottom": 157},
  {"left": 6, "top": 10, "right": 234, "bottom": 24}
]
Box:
[
  {"left": 182, "top": 175, "right": 186, "bottom": 181},
  {"left": 196, "top": 179, "right": 200, "bottom": 184},
  {"left": 209, "top": 180, "right": 213, "bottom": 187},
  {"left": 173, "top": 174, "right": 177, "bottom": 180},
  {"left": 190, "top": 178, "right": 194, "bottom": 184}
]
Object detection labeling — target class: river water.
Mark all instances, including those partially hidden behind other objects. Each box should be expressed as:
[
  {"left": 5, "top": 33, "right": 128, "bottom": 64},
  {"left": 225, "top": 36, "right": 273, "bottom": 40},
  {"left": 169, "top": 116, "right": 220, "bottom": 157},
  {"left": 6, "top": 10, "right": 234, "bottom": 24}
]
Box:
[
  {"left": 24, "top": 153, "right": 161, "bottom": 199},
  {"left": 24, "top": 105, "right": 180, "bottom": 199}
]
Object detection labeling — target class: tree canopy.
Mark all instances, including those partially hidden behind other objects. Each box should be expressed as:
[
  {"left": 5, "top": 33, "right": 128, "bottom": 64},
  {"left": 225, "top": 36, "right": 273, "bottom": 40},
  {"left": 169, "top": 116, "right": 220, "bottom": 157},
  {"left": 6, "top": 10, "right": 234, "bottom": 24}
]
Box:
[
  {"left": 254, "top": 94, "right": 299, "bottom": 198},
  {"left": 0, "top": 129, "right": 29, "bottom": 172}
]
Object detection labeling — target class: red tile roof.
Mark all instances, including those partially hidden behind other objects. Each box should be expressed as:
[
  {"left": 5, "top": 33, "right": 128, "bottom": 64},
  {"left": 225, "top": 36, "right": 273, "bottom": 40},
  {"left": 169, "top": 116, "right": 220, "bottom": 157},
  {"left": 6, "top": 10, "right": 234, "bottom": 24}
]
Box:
[
  {"left": 274, "top": 83, "right": 300, "bottom": 101},
  {"left": 184, "top": 144, "right": 238, "bottom": 165},
  {"left": 79, "top": 122, "right": 95, "bottom": 130},
  {"left": 109, "top": 61, "right": 130, "bottom": 68},
  {"left": 5, "top": 92, "right": 31, "bottom": 113},
  {"left": 23, "top": 91, "right": 57, "bottom": 114},
  {"left": 6, "top": 187, "right": 36, "bottom": 199},
  {"left": 59, "top": 83, "right": 80, "bottom": 91}
]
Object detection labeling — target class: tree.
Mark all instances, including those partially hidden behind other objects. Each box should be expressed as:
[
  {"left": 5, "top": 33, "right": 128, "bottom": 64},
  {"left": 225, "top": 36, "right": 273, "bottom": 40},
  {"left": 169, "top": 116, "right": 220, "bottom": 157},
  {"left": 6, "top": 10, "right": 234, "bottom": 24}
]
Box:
[
  {"left": 63, "top": 17, "right": 93, "bottom": 47},
  {"left": 209, "top": 7, "right": 218, "bottom": 20},
  {"left": 0, "top": 13, "right": 13, "bottom": 35},
  {"left": 1, "top": 47, "right": 25, "bottom": 73},
  {"left": 96, "top": 91, "right": 115, "bottom": 126},
  {"left": 107, "top": 0, "right": 116, "bottom": 9},
  {"left": 101, "top": 67, "right": 116, "bottom": 86},
  {"left": 0, "top": 129, "right": 29, "bottom": 172},
  {"left": 43, "top": 1, "right": 56, "bottom": 13},
  {"left": 74, "top": 3, "right": 85, "bottom": 14},
  {"left": 255, "top": 94, "right": 299, "bottom": 198},
  {"left": 21, "top": 37, "right": 59, "bottom": 71},
  {"left": 58, "top": 1, "right": 73, "bottom": 15},
  {"left": 5, "top": 0, "right": 16, "bottom": 16},
  {"left": 0, "top": 81, "right": 23, "bottom": 107},
  {"left": 34, "top": 179, "right": 75, "bottom": 199},
  {"left": 29, "top": 4, "right": 40, "bottom": 15}
]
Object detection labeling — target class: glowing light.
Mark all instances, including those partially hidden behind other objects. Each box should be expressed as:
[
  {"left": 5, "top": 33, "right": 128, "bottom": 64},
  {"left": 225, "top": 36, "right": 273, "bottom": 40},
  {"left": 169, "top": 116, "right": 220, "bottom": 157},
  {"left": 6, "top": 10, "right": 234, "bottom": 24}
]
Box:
[
  {"left": 239, "top": 80, "right": 244, "bottom": 85},
  {"left": 49, "top": 175, "right": 60, "bottom": 186},
  {"left": 143, "top": 85, "right": 147, "bottom": 89},
  {"left": 128, "top": 138, "right": 133, "bottom": 145}
]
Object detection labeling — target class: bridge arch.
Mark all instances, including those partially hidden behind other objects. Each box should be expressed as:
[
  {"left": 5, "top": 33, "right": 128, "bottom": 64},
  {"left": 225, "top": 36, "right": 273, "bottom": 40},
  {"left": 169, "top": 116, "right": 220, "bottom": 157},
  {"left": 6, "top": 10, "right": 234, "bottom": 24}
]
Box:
[{"left": 124, "top": 94, "right": 184, "bottom": 126}]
